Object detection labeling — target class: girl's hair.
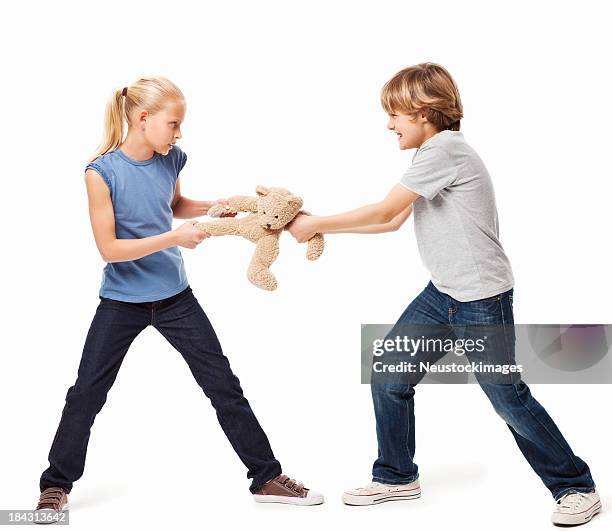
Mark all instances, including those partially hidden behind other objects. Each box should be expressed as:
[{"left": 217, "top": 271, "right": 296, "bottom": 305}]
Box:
[
  {"left": 88, "top": 76, "right": 185, "bottom": 163},
  {"left": 380, "top": 62, "right": 463, "bottom": 131}
]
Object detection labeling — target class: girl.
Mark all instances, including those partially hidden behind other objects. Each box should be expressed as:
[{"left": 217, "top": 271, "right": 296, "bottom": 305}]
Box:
[{"left": 35, "top": 76, "right": 323, "bottom": 517}]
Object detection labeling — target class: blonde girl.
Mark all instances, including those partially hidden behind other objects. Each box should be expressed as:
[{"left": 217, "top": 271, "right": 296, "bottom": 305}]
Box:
[{"left": 35, "top": 76, "right": 322, "bottom": 516}]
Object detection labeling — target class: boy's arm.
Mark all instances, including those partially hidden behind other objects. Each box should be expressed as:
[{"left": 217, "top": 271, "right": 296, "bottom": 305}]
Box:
[
  {"left": 318, "top": 183, "right": 417, "bottom": 230},
  {"left": 288, "top": 184, "right": 419, "bottom": 242},
  {"left": 324, "top": 204, "right": 413, "bottom": 234}
]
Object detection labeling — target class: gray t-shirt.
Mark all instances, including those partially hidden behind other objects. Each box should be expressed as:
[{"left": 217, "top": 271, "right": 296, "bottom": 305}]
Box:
[{"left": 400, "top": 130, "right": 514, "bottom": 302}]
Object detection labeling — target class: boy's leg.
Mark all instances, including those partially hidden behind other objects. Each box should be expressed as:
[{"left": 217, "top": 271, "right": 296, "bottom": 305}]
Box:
[
  {"left": 479, "top": 381, "right": 595, "bottom": 499},
  {"left": 151, "top": 287, "right": 282, "bottom": 493},
  {"left": 371, "top": 281, "right": 453, "bottom": 485},
  {"left": 456, "top": 289, "right": 596, "bottom": 500},
  {"left": 40, "top": 297, "right": 150, "bottom": 493}
]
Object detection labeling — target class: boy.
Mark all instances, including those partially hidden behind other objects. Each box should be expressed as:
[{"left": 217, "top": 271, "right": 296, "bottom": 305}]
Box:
[{"left": 287, "top": 63, "right": 601, "bottom": 526}]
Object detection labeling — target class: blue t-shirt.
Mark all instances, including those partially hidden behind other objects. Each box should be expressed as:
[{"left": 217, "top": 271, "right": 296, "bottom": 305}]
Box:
[{"left": 85, "top": 145, "right": 189, "bottom": 302}]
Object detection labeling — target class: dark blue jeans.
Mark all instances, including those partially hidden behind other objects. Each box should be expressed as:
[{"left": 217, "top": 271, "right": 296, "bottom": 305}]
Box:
[
  {"left": 40, "top": 286, "right": 281, "bottom": 494},
  {"left": 371, "top": 281, "right": 596, "bottom": 500}
]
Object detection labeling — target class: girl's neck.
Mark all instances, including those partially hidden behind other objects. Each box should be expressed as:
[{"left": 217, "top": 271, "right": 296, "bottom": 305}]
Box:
[{"left": 119, "top": 134, "right": 155, "bottom": 162}]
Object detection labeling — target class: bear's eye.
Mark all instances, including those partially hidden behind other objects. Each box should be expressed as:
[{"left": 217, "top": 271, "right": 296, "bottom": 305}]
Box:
[
  {"left": 263, "top": 211, "right": 266, "bottom": 214},
  {"left": 275, "top": 215, "right": 278, "bottom": 219}
]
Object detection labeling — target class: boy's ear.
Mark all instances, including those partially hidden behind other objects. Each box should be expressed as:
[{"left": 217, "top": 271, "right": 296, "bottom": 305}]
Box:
[{"left": 256, "top": 185, "right": 270, "bottom": 196}]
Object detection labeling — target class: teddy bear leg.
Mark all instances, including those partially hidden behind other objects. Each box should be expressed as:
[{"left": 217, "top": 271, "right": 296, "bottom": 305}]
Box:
[
  {"left": 306, "top": 233, "right": 324, "bottom": 260},
  {"left": 195, "top": 219, "right": 240, "bottom": 236},
  {"left": 247, "top": 235, "right": 280, "bottom": 290}
]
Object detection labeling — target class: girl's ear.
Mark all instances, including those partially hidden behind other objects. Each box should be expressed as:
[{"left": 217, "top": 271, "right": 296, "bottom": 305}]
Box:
[
  {"left": 256, "top": 185, "right": 270, "bottom": 196},
  {"left": 138, "top": 109, "right": 149, "bottom": 128}
]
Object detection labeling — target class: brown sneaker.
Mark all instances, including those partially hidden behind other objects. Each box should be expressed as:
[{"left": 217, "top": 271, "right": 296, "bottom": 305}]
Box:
[
  {"left": 34, "top": 487, "right": 69, "bottom": 524},
  {"left": 253, "top": 474, "right": 324, "bottom": 506}
]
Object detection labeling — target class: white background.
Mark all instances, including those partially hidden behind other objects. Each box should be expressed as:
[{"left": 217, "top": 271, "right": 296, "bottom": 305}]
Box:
[{"left": 1, "top": 0, "right": 610, "bottom": 529}]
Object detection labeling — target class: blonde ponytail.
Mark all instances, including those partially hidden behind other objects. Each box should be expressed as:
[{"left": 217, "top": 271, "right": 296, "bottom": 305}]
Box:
[{"left": 88, "top": 76, "right": 185, "bottom": 164}]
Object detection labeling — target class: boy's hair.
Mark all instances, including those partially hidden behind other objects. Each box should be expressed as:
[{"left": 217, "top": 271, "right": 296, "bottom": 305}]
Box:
[
  {"left": 381, "top": 62, "right": 463, "bottom": 131},
  {"left": 88, "top": 76, "right": 184, "bottom": 163}
]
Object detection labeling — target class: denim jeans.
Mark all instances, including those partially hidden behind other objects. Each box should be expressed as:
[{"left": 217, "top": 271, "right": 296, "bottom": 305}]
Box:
[
  {"left": 40, "top": 285, "right": 282, "bottom": 494},
  {"left": 371, "top": 281, "right": 596, "bottom": 500}
]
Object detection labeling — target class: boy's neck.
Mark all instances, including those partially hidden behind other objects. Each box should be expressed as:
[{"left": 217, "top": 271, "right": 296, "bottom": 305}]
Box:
[{"left": 418, "top": 126, "right": 442, "bottom": 149}]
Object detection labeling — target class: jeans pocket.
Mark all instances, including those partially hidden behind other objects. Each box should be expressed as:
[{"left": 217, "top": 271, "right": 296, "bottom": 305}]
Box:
[
  {"left": 474, "top": 293, "right": 502, "bottom": 304},
  {"left": 459, "top": 293, "right": 504, "bottom": 325}
]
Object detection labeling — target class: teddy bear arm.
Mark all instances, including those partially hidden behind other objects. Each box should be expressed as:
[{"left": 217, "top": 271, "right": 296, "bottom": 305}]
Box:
[
  {"left": 230, "top": 196, "right": 258, "bottom": 213},
  {"left": 207, "top": 196, "right": 258, "bottom": 217}
]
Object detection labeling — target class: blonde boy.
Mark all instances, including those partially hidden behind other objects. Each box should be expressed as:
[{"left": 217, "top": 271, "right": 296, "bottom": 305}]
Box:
[{"left": 288, "top": 63, "right": 600, "bottom": 526}]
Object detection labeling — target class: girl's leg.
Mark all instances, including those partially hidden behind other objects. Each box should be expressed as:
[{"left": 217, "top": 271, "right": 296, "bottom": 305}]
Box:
[
  {"left": 151, "top": 287, "right": 282, "bottom": 493},
  {"left": 40, "top": 297, "right": 150, "bottom": 493}
]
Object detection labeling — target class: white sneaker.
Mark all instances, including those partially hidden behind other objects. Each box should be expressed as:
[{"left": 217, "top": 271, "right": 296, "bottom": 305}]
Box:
[
  {"left": 342, "top": 479, "right": 421, "bottom": 506},
  {"left": 551, "top": 490, "right": 601, "bottom": 526}
]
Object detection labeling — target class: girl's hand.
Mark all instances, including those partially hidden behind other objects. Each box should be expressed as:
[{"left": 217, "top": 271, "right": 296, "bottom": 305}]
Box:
[
  {"left": 213, "top": 198, "right": 237, "bottom": 217},
  {"left": 287, "top": 214, "right": 319, "bottom": 243},
  {"left": 174, "top": 220, "right": 210, "bottom": 249}
]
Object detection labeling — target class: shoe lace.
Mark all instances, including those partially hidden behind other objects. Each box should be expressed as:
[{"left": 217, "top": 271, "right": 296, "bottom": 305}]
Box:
[
  {"left": 277, "top": 474, "right": 307, "bottom": 494},
  {"left": 36, "top": 487, "right": 66, "bottom": 511},
  {"left": 355, "top": 482, "right": 384, "bottom": 492},
  {"left": 557, "top": 492, "right": 589, "bottom": 511}
]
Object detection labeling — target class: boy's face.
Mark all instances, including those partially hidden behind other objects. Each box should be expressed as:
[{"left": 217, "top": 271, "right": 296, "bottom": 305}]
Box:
[
  {"left": 141, "top": 99, "right": 186, "bottom": 156},
  {"left": 387, "top": 110, "right": 435, "bottom": 150}
]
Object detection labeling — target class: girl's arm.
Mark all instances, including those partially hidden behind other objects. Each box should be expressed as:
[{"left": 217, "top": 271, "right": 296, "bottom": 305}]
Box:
[
  {"left": 324, "top": 205, "right": 412, "bottom": 234},
  {"left": 85, "top": 170, "right": 201, "bottom": 263},
  {"left": 171, "top": 178, "right": 213, "bottom": 218},
  {"left": 288, "top": 183, "right": 419, "bottom": 242},
  {"left": 171, "top": 178, "right": 238, "bottom": 218},
  {"left": 172, "top": 197, "right": 214, "bottom": 218}
]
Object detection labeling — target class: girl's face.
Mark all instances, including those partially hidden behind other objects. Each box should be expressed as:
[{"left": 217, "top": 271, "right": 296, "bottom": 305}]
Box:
[
  {"left": 141, "top": 99, "right": 186, "bottom": 155},
  {"left": 386, "top": 109, "right": 433, "bottom": 150}
]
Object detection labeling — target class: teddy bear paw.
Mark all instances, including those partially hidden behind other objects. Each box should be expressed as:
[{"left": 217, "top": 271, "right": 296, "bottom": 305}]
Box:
[
  {"left": 208, "top": 203, "right": 231, "bottom": 217},
  {"left": 248, "top": 269, "right": 278, "bottom": 291}
]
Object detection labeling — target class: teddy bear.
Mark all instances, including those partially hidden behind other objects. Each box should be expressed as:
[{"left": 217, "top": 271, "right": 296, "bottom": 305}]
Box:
[{"left": 195, "top": 185, "right": 324, "bottom": 291}]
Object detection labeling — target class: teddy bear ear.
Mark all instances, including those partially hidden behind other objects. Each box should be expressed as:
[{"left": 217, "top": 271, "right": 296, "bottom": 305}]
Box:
[
  {"left": 288, "top": 195, "right": 304, "bottom": 208},
  {"left": 256, "top": 185, "right": 270, "bottom": 196}
]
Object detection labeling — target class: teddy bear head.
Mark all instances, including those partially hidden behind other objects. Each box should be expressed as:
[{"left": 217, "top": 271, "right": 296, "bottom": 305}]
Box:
[{"left": 255, "top": 185, "right": 304, "bottom": 230}]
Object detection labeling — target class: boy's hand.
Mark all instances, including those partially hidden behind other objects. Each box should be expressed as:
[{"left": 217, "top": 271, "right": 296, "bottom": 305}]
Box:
[
  {"left": 287, "top": 214, "right": 319, "bottom": 243},
  {"left": 174, "top": 220, "right": 210, "bottom": 249}
]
